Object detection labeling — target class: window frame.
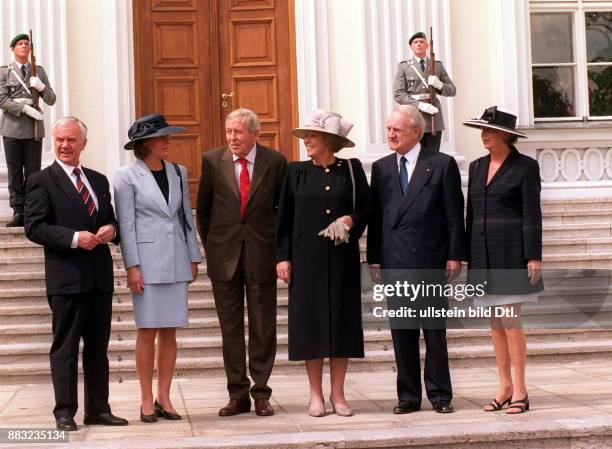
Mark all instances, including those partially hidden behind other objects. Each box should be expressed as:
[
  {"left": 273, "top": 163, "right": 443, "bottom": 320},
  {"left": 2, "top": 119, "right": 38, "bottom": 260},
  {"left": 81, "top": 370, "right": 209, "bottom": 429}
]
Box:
[{"left": 529, "top": 1, "right": 612, "bottom": 122}]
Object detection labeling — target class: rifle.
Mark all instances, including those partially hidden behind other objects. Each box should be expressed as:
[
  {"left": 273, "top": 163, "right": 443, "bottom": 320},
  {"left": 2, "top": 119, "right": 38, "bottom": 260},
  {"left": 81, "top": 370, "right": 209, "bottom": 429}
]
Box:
[
  {"left": 29, "top": 29, "right": 42, "bottom": 139},
  {"left": 428, "top": 26, "right": 437, "bottom": 136}
]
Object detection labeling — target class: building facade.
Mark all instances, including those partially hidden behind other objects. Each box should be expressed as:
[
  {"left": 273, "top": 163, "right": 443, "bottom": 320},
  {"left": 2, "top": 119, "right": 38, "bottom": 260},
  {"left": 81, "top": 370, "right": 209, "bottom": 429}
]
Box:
[{"left": 0, "top": 0, "right": 610, "bottom": 214}]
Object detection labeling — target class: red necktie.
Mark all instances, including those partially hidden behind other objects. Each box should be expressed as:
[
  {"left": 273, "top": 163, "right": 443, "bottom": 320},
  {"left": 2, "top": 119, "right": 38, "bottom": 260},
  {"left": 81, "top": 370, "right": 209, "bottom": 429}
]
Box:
[
  {"left": 238, "top": 158, "right": 250, "bottom": 221},
  {"left": 73, "top": 167, "right": 97, "bottom": 218}
]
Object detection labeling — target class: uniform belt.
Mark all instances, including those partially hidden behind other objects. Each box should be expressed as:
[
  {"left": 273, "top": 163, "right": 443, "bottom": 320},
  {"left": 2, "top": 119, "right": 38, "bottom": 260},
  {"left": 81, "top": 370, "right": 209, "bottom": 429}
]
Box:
[
  {"left": 14, "top": 98, "right": 33, "bottom": 105},
  {"left": 411, "top": 94, "right": 431, "bottom": 101}
]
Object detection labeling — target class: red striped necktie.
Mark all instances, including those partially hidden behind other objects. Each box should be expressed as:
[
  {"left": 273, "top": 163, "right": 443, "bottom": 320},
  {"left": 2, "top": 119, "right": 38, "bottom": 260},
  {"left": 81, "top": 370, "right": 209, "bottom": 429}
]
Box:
[{"left": 73, "top": 167, "right": 97, "bottom": 218}]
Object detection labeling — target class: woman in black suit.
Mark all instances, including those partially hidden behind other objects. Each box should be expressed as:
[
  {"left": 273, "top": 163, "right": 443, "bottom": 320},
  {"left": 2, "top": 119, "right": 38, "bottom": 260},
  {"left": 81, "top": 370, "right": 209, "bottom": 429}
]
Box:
[
  {"left": 464, "top": 107, "right": 543, "bottom": 415},
  {"left": 276, "top": 110, "right": 371, "bottom": 417}
]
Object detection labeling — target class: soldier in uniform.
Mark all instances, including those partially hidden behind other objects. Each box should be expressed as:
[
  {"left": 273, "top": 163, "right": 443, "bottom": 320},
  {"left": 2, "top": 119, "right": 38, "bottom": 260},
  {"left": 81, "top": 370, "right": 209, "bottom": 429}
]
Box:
[
  {"left": 0, "top": 33, "right": 56, "bottom": 226},
  {"left": 393, "top": 31, "right": 455, "bottom": 152}
]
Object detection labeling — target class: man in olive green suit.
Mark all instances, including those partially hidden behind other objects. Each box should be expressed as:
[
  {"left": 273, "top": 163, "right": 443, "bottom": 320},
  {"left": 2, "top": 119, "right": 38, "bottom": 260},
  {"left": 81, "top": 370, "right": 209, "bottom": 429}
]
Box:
[
  {"left": 196, "top": 108, "right": 287, "bottom": 418},
  {"left": 393, "top": 31, "right": 455, "bottom": 152},
  {"left": 0, "top": 33, "right": 56, "bottom": 226}
]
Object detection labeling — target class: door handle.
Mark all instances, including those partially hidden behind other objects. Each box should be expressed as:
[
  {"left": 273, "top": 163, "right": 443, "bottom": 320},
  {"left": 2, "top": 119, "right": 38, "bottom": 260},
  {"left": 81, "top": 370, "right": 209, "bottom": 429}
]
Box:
[{"left": 221, "top": 91, "right": 234, "bottom": 108}]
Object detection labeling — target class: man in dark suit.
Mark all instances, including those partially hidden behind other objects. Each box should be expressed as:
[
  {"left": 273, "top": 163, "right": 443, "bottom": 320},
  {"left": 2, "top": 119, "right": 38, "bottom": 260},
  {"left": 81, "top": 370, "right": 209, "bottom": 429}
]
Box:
[
  {"left": 196, "top": 108, "right": 287, "bottom": 417},
  {"left": 24, "top": 116, "right": 128, "bottom": 431},
  {"left": 367, "top": 105, "right": 465, "bottom": 414}
]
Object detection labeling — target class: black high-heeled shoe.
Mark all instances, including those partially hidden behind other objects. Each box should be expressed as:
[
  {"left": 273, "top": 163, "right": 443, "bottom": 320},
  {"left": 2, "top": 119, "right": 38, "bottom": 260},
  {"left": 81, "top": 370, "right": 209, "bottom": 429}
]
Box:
[
  {"left": 154, "top": 399, "right": 182, "bottom": 420},
  {"left": 484, "top": 396, "right": 512, "bottom": 412},
  {"left": 506, "top": 394, "right": 530, "bottom": 414},
  {"left": 140, "top": 406, "right": 158, "bottom": 423}
]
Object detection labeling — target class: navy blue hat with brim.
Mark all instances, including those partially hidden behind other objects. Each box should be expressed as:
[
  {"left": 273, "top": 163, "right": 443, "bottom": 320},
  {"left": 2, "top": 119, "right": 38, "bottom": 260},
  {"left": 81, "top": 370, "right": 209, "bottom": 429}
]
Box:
[
  {"left": 124, "top": 113, "right": 185, "bottom": 150},
  {"left": 409, "top": 32, "right": 427, "bottom": 45},
  {"left": 10, "top": 33, "right": 29, "bottom": 48}
]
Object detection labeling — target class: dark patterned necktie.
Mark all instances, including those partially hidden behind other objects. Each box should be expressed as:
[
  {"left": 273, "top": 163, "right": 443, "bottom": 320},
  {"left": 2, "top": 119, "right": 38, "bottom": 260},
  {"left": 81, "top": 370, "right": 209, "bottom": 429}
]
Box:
[
  {"left": 399, "top": 156, "right": 408, "bottom": 195},
  {"left": 20, "top": 64, "right": 26, "bottom": 79},
  {"left": 73, "top": 167, "right": 97, "bottom": 218},
  {"left": 420, "top": 59, "right": 425, "bottom": 72}
]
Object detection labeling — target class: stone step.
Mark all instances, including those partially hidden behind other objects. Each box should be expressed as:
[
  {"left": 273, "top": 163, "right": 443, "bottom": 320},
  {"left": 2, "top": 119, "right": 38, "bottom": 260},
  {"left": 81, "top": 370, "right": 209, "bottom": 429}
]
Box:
[
  {"left": 542, "top": 208, "right": 612, "bottom": 225},
  {"left": 542, "top": 237, "right": 612, "bottom": 254},
  {"left": 543, "top": 252, "right": 612, "bottom": 268},
  {"left": 3, "top": 327, "right": 612, "bottom": 366},
  {"left": 542, "top": 222, "right": 612, "bottom": 239},
  {"left": 3, "top": 337, "right": 612, "bottom": 384}
]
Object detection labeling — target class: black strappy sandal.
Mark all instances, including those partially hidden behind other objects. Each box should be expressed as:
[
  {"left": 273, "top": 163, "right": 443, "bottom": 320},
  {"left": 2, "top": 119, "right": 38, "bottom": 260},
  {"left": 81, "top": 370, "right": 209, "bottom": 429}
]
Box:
[
  {"left": 484, "top": 396, "right": 511, "bottom": 412},
  {"left": 506, "top": 395, "right": 530, "bottom": 414}
]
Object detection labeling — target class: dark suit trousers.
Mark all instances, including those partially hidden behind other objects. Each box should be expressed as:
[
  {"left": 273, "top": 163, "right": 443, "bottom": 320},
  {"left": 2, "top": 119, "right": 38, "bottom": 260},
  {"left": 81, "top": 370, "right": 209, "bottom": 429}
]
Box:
[
  {"left": 391, "top": 328, "right": 452, "bottom": 405},
  {"left": 211, "top": 243, "right": 277, "bottom": 400},
  {"left": 420, "top": 132, "right": 442, "bottom": 152},
  {"left": 47, "top": 290, "right": 112, "bottom": 418},
  {"left": 3, "top": 137, "right": 42, "bottom": 213}
]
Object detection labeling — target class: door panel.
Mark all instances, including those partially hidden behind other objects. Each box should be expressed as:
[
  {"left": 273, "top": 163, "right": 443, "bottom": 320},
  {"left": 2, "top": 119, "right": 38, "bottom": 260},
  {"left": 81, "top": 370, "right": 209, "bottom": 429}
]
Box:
[{"left": 133, "top": 0, "right": 297, "bottom": 201}]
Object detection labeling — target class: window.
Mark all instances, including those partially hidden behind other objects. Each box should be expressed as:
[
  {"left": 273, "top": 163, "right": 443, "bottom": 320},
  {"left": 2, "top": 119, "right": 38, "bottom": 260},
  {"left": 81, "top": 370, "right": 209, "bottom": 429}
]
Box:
[{"left": 529, "top": 2, "right": 612, "bottom": 121}]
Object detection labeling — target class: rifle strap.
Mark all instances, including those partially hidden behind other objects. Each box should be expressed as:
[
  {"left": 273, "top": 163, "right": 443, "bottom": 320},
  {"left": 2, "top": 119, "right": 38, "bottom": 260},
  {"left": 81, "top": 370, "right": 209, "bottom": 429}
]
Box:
[
  {"left": 408, "top": 60, "right": 428, "bottom": 87},
  {"left": 9, "top": 69, "right": 32, "bottom": 97}
]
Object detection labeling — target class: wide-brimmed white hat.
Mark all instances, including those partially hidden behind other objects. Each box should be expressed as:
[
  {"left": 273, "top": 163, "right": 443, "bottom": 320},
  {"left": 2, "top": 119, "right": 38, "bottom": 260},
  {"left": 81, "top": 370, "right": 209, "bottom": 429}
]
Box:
[
  {"left": 291, "top": 109, "right": 355, "bottom": 148},
  {"left": 463, "top": 106, "right": 527, "bottom": 138}
]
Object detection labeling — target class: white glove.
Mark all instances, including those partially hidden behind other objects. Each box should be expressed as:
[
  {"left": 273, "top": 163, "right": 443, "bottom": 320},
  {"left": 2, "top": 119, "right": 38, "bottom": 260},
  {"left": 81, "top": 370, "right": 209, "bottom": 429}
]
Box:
[
  {"left": 332, "top": 221, "right": 350, "bottom": 245},
  {"left": 427, "top": 75, "right": 443, "bottom": 90},
  {"left": 22, "top": 104, "right": 43, "bottom": 121},
  {"left": 417, "top": 102, "right": 439, "bottom": 115},
  {"left": 29, "top": 76, "right": 45, "bottom": 92},
  {"left": 318, "top": 220, "right": 350, "bottom": 245}
]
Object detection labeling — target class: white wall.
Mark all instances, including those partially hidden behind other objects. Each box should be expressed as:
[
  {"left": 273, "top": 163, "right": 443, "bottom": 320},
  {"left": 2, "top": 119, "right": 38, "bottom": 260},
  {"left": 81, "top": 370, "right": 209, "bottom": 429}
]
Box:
[
  {"left": 327, "top": 0, "right": 367, "bottom": 159},
  {"left": 66, "top": 0, "right": 107, "bottom": 172}
]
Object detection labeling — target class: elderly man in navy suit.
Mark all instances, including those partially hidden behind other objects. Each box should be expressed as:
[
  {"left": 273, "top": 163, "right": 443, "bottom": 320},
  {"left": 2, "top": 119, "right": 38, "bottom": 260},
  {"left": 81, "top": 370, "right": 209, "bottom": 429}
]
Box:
[
  {"left": 24, "top": 116, "right": 127, "bottom": 431},
  {"left": 367, "top": 105, "right": 465, "bottom": 414}
]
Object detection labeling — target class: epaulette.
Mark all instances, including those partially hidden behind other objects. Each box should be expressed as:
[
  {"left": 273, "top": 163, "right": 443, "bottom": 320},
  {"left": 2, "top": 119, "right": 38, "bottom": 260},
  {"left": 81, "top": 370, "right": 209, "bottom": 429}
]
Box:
[
  {"left": 0, "top": 65, "right": 7, "bottom": 69},
  {"left": 399, "top": 60, "right": 407, "bottom": 64}
]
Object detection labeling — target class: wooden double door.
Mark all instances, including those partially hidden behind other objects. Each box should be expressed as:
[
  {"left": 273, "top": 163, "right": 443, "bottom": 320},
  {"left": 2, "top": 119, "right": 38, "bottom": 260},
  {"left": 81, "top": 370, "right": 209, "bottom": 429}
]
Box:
[{"left": 133, "top": 0, "right": 298, "bottom": 199}]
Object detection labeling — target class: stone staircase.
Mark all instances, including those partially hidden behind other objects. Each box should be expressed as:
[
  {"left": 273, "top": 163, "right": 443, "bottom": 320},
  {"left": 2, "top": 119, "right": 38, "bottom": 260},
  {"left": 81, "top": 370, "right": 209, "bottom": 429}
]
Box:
[{"left": 1, "top": 197, "right": 612, "bottom": 383}]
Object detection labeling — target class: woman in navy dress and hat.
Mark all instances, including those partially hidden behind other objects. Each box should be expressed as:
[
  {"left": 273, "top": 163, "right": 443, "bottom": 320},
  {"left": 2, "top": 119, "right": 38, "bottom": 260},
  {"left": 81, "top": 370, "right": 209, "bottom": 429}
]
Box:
[
  {"left": 114, "top": 114, "right": 202, "bottom": 423},
  {"left": 276, "top": 110, "right": 371, "bottom": 417},
  {"left": 464, "top": 107, "right": 543, "bottom": 415}
]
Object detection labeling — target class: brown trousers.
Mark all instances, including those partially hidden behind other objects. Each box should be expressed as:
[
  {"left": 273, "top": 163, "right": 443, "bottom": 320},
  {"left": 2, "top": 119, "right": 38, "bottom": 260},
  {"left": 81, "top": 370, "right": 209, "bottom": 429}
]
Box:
[{"left": 211, "top": 244, "right": 277, "bottom": 400}]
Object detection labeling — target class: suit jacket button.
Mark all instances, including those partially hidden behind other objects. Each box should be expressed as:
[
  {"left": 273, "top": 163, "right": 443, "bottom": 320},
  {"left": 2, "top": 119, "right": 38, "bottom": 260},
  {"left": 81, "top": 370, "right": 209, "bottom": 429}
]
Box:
[
  {"left": 325, "top": 168, "right": 330, "bottom": 173},
  {"left": 411, "top": 248, "right": 416, "bottom": 252},
  {"left": 325, "top": 209, "right": 331, "bottom": 215},
  {"left": 325, "top": 186, "right": 331, "bottom": 191}
]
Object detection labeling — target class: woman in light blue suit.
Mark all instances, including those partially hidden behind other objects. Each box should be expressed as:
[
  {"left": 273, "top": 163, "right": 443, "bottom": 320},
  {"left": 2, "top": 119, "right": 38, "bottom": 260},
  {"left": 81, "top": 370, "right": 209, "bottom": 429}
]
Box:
[{"left": 114, "top": 114, "right": 202, "bottom": 423}]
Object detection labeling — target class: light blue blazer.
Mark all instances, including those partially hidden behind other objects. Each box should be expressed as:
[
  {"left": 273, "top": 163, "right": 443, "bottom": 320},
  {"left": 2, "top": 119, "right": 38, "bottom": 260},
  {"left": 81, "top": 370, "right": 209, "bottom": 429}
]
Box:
[{"left": 114, "top": 159, "right": 202, "bottom": 284}]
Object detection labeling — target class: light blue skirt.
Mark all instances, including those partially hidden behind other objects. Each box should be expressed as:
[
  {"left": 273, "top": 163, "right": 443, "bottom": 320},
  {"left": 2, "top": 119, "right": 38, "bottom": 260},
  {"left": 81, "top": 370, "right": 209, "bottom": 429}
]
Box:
[{"left": 132, "top": 282, "right": 189, "bottom": 328}]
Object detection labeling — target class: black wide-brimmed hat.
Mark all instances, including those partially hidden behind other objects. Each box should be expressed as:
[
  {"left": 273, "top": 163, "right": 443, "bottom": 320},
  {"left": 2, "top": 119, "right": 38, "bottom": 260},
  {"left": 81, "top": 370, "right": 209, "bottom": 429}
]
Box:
[
  {"left": 124, "top": 113, "right": 185, "bottom": 150},
  {"left": 10, "top": 33, "right": 29, "bottom": 48},
  {"left": 463, "top": 106, "right": 527, "bottom": 138}
]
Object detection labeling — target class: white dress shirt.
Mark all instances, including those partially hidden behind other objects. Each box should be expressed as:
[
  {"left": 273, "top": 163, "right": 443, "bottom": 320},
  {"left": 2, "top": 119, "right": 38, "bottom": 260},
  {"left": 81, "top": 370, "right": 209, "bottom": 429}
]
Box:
[
  {"left": 55, "top": 159, "right": 99, "bottom": 248},
  {"left": 396, "top": 142, "right": 421, "bottom": 184},
  {"left": 232, "top": 144, "right": 257, "bottom": 187}
]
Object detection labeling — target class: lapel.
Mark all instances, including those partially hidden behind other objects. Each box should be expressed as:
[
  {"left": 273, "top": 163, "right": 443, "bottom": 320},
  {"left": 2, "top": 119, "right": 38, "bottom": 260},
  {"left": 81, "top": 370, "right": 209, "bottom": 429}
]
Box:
[
  {"left": 164, "top": 160, "right": 181, "bottom": 216},
  {"left": 134, "top": 159, "right": 171, "bottom": 217},
  {"left": 378, "top": 154, "right": 404, "bottom": 226},
  {"left": 83, "top": 167, "right": 106, "bottom": 220},
  {"left": 247, "top": 144, "right": 270, "bottom": 203},
  {"left": 392, "top": 149, "right": 435, "bottom": 228},
  {"left": 50, "top": 161, "right": 92, "bottom": 223},
  {"left": 220, "top": 147, "right": 240, "bottom": 201},
  {"left": 486, "top": 148, "right": 519, "bottom": 189},
  {"left": 472, "top": 156, "right": 488, "bottom": 195}
]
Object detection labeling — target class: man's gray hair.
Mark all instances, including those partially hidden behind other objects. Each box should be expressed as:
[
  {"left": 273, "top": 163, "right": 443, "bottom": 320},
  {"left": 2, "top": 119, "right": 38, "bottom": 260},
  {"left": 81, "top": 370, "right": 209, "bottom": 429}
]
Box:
[
  {"left": 225, "top": 108, "right": 260, "bottom": 133},
  {"left": 394, "top": 104, "right": 425, "bottom": 139},
  {"left": 52, "top": 116, "right": 88, "bottom": 139}
]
